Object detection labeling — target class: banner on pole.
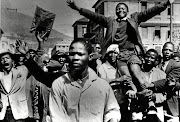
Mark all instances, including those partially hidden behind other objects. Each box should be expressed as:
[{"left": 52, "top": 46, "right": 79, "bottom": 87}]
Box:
[{"left": 30, "top": 6, "right": 56, "bottom": 41}]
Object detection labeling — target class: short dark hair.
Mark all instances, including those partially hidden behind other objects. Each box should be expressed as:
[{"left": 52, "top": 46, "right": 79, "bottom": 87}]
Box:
[
  {"left": 69, "top": 39, "right": 92, "bottom": 55},
  {"left": 146, "top": 49, "right": 159, "bottom": 58},
  {"left": 163, "top": 42, "right": 174, "bottom": 50},
  {"left": 116, "top": 3, "right": 129, "bottom": 12},
  {"left": 0, "top": 52, "right": 14, "bottom": 60}
]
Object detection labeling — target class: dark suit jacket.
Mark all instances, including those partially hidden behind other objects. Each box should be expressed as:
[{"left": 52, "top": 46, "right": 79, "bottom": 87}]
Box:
[
  {"left": 154, "top": 59, "right": 180, "bottom": 116},
  {"left": 79, "top": 1, "right": 169, "bottom": 57},
  {"left": 24, "top": 58, "right": 66, "bottom": 87}
]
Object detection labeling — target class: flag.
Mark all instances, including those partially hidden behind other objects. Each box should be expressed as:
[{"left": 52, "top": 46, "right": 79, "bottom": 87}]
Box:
[{"left": 30, "top": 6, "right": 56, "bottom": 41}]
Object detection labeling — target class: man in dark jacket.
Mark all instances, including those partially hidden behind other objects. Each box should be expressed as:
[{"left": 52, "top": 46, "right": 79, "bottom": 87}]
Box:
[
  {"left": 145, "top": 42, "right": 180, "bottom": 120},
  {"left": 67, "top": 0, "right": 174, "bottom": 87}
]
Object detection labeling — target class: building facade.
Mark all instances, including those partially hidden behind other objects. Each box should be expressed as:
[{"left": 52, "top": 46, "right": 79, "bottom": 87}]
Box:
[{"left": 51, "top": 39, "right": 72, "bottom": 57}]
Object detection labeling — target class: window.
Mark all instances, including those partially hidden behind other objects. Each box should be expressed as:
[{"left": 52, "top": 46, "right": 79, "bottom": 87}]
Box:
[
  {"left": 154, "top": 26, "right": 161, "bottom": 39},
  {"left": 167, "top": 6, "right": 173, "bottom": 16},
  {"left": 141, "top": 2, "right": 147, "bottom": 11},
  {"left": 167, "top": 30, "right": 170, "bottom": 39},
  {"left": 82, "top": 27, "right": 87, "bottom": 36},
  {"left": 168, "top": 7, "right": 171, "bottom": 15}
]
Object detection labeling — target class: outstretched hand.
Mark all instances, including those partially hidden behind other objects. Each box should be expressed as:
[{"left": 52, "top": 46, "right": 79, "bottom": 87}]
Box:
[
  {"left": 67, "top": 0, "right": 80, "bottom": 11},
  {"left": 15, "top": 39, "right": 29, "bottom": 55}
]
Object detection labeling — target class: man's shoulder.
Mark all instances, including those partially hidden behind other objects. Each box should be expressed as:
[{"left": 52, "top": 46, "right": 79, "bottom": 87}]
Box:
[
  {"left": 93, "top": 76, "right": 111, "bottom": 89},
  {"left": 14, "top": 65, "right": 28, "bottom": 74},
  {"left": 52, "top": 73, "right": 69, "bottom": 87},
  {"left": 169, "top": 59, "right": 180, "bottom": 68},
  {"left": 153, "top": 67, "right": 166, "bottom": 76},
  {"left": 99, "top": 62, "right": 107, "bottom": 68}
]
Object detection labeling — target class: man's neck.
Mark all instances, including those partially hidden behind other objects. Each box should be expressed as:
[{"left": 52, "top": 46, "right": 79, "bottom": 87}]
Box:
[
  {"left": 3, "top": 69, "right": 11, "bottom": 75},
  {"left": 143, "top": 64, "right": 153, "bottom": 72},
  {"left": 108, "top": 61, "right": 116, "bottom": 68},
  {"left": 163, "top": 57, "right": 170, "bottom": 62},
  {"left": 71, "top": 67, "right": 88, "bottom": 81}
]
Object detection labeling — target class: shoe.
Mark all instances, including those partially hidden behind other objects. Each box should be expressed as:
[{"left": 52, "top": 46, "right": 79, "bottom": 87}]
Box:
[{"left": 147, "top": 106, "right": 157, "bottom": 115}]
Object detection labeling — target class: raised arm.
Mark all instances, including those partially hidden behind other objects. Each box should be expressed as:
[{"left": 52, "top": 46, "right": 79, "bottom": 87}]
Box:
[
  {"left": 67, "top": 0, "right": 110, "bottom": 27},
  {"left": 133, "top": 0, "right": 173, "bottom": 24}
]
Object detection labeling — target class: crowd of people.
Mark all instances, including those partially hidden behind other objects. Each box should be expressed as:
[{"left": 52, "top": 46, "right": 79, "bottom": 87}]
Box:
[{"left": 0, "top": 0, "right": 179, "bottom": 122}]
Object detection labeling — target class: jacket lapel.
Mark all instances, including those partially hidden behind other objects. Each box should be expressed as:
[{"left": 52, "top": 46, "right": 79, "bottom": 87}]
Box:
[
  {"left": 165, "top": 60, "right": 173, "bottom": 74},
  {"left": 0, "top": 80, "right": 8, "bottom": 94},
  {"left": 9, "top": 68, "right": 17, "bottom": 93},
  {"left": 112, "top": 19, "right": 118, "bottom": 40},
  {"left": 0, "top": 72, "right": 10, "bottom": 94}
]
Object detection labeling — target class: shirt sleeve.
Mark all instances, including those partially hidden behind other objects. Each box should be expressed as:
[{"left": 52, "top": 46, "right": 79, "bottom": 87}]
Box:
[
  {"left": 49, "top": 79, "right": 69, "bottom": 122},
  {"left": 98, "top": 65, "right": 107, "bottom": 79},
  {"left": 104, "top": 85, "right": 121, "bottom": 122}
]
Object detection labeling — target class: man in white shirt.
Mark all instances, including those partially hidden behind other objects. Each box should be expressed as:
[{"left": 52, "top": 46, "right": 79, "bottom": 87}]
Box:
[{"left": 0, "top": 47, "right": 30, "bottom": 122}]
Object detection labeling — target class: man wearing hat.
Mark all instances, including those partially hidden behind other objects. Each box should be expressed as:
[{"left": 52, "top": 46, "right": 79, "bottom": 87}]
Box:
[
  {"left": 51, "top": 50, "right": 68, "bottom": 73},
  {"left": 0, "top": 46, "right": 30, "bottom": 121}
]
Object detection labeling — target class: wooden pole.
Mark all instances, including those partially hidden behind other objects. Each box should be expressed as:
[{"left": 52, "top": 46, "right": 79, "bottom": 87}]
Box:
[{"left": 170, "top": 3, "right": 173, "bottom": 42}]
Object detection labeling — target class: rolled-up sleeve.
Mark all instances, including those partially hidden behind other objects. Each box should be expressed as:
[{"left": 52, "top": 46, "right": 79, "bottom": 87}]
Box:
[{"left": 49, "top": 80, "right": 69, "bottom": 122}]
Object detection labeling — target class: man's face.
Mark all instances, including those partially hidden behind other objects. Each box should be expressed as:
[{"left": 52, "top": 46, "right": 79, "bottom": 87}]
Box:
[
  {"left": 68, "top": 42, "right": 89, "bottom": 72},
  {"left": 57, "top": 56, "right": 66, "bottom": 67},
  {"left": 116, "top": 4, "right": 128, "bottom": 19},
  {"left": 18, "top": 56, "right": 25, "bottom": 65},
  {"left": 107, "top": 51, "right": 118, "bottom": 64},
  {"left": 29, "top": 51, "right": 36, "bottom": 59},
  {"left": 144, "top": 51, "right": 157, "bottom": 67},
  {"left": 0, "top": 54, "right": 14, "bottom": 71},
  {"left": 162, "top": 43, "right": 174, "bottom": 61},
  {"left": 94, "top": 44, "right": 101, "bottom": 54}
]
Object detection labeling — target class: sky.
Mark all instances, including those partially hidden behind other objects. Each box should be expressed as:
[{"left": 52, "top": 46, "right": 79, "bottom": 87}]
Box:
[{"left": 1, "top": 0, "right": 98, "bottom": 37}]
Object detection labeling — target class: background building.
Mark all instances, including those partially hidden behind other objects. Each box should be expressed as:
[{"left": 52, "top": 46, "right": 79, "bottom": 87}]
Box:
[
  {"left": 73, "top": 0, "right": 180, "bottom": 54},
  {"left": 51, "top": 39, "right": 72, "bottom": 57}
]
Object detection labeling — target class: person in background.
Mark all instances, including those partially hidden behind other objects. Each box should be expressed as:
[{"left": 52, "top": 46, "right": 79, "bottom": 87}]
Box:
[
  {"left": 49, "top": 39, "right": 120, "bottom": 122},
  {"left": 130, "top": 49, "right": 166, "bottom": 122},
  {"left": 51, "top": 50, "right": 68, "bottom": 73},
  {"left": 89, "top": 43, "right": 102, "bottom": 73},
  {"left": 98, "top": 44, "right": 137, "bottom": 122},
  {"left": 145, "top": 42, "right": 180, "bottom": 122},
  {"left": 0, "top": 45, "right": 30, "bottom": 122},
  {"left": 15, "top": 33, "right": 50, "bottom": 122}
]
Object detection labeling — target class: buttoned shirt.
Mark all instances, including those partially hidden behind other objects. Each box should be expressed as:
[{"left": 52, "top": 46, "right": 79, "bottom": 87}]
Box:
[{"left": 49, "top": 68, "right": 120, "bottom": 122}]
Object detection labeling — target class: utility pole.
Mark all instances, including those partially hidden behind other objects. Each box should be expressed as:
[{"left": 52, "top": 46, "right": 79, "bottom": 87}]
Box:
[{"left": 170, "top": 3, "right": 173, "bottom": 42}]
